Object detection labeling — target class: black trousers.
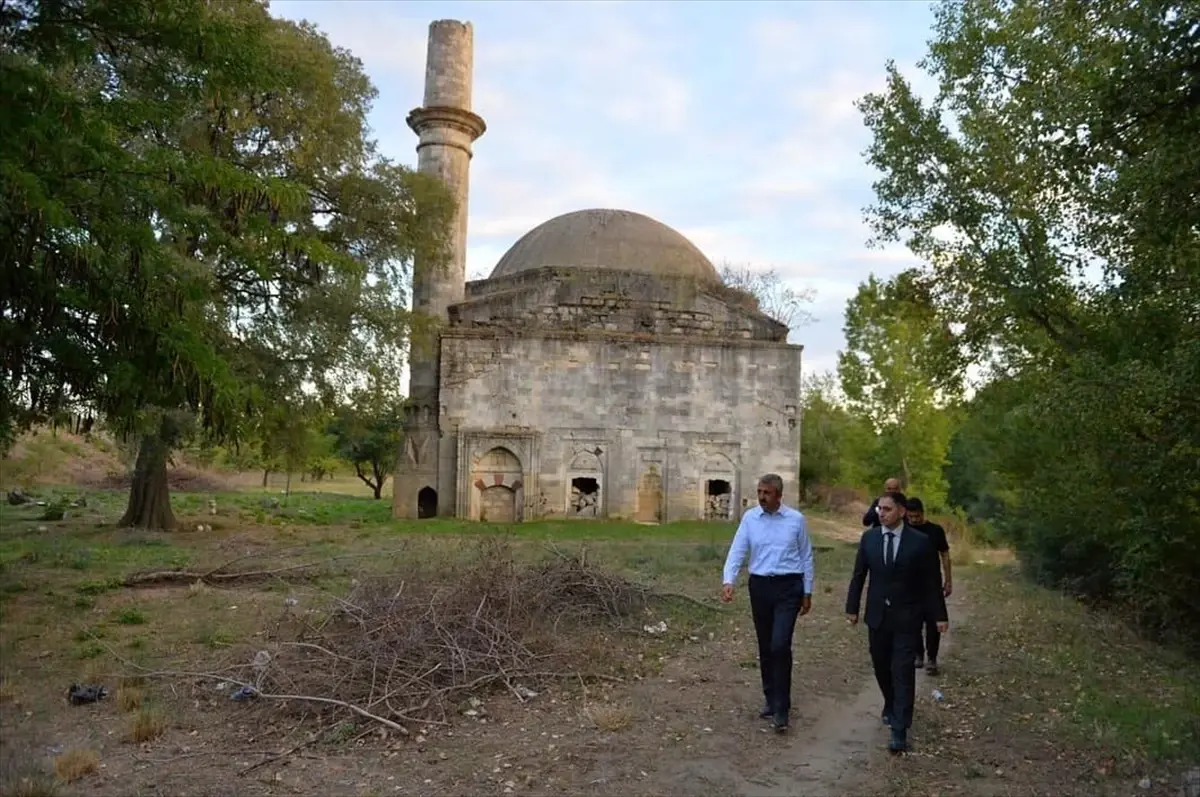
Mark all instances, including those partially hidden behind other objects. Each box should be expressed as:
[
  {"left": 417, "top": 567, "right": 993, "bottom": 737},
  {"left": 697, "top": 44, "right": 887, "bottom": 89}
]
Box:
[
  {"left": 919, "top": 616, "right": 941, "bottom": 661},
  {"left": 868, "top": 617, "right": 919, "bottom": 730},
  {"left": 748, "top": 573, "right": 805, "bottom": 715},
  {"left": 920, "top": 575, "right": 945, "bottom": 661}
]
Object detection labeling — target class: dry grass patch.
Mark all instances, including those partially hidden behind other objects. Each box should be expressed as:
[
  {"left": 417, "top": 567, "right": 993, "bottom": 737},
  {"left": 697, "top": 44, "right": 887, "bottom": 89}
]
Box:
[
  {"left": 0, "top": 681, "right": 17, "bottom": 704},
  {"left": 884, "top": 564, "right": 1200, "bottom": 797},
  {"left": 53, "top": 748, "right": 99, "bottom": 783},
  {"left": 7, "top": 776, "right": 59, "bottom": 797},
  {"left": 127, "top": 707, "right": 166, "bottom": 742},
  {"left": 116, "top": 685, "right": 143, "bottom": 712},
  {"left": 585, "top": 702, "right": 635, "bottom": 732}
]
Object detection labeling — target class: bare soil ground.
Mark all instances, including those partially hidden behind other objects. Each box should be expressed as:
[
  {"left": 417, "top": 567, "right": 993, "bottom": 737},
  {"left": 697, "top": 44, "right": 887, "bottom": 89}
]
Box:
[{"left": 1, "top": 486, "right": 1197, "bottom": 797}]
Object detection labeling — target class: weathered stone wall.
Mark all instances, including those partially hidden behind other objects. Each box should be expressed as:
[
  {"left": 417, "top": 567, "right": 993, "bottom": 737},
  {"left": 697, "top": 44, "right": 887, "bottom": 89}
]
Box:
[
  {"left": 454, "top": 267, "right": 787, "bottom": 342},
  {"left": 439, "top": 331, "right": 803, "bottom": 521}
]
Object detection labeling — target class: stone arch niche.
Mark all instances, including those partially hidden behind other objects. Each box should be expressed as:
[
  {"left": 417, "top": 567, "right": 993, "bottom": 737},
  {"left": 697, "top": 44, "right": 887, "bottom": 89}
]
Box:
[
  {"left": 635, "top": 464, "right": 664, "bottom": 524},
  {"left": 566, "top": 448, "right": 604, "bottom": 518},
  {"left": 471, "top": 446, "right": 523, "bottom": 523},
  {"left": 417, "top": 486, "right": 438, "bottom": 519},
  {"left": 700, "top": 453, "right": 737, "bottom": 521}
]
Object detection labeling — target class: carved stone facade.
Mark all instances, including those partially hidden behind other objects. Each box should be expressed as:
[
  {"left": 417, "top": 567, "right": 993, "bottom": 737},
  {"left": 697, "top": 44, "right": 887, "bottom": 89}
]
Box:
[{"left": 393, "top": 22, "right": 804, "bottom": 523}]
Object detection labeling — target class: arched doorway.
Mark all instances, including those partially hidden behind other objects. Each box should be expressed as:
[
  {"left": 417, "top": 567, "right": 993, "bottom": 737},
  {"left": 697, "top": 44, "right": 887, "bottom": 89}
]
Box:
[
  {"left": 567, "top": 449, "right": 603, "bottom": 517},
  {"left": 417, "top": 487, "right": 437, "bottom": 519},
  {"left": 471, "top": 447, "right": 523, "bottom": 522}
]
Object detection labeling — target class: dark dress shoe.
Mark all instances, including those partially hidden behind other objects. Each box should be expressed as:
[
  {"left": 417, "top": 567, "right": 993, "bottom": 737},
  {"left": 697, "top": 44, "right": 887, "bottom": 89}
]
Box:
[
  {"left": 915, "top": 654, "right": 925, "bottom": 669},
  {"left": 759, "top": 703, "right": 773, "bottom": 719},
  {"left": 772, "top": 712, "right": 789, "bottom": 732},
  {"left": 926, "top": 659, "right": 940, "bottom": 676},
  {"left": 881, "top": 710, "right": 894, "bottom": 727},
  {"left": 888, "top": 728, "right": 908, "bottom": 753}
]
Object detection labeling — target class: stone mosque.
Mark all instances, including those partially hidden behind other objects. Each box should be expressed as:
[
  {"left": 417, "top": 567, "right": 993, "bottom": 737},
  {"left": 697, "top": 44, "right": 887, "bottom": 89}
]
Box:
[{"left": 392, "top": 20, "right": 804, "bottom": 523}]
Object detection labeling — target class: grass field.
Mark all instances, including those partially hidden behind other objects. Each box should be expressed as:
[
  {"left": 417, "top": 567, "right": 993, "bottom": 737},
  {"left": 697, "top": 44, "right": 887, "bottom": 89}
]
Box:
[{"left": 1, "top": 480, "right": 1198, "bottom": 797}]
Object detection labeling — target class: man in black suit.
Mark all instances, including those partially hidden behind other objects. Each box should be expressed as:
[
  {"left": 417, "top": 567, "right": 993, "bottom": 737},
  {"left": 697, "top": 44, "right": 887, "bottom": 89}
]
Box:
[
  {"left": 861, "top": 477, "right": 901, "bottom": 526},
  {"left": 845, "top": 490, "right": 948, "bottom": 753}
]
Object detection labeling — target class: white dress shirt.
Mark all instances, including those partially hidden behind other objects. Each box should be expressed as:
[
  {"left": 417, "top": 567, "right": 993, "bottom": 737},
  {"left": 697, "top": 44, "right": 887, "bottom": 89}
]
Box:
[{"left": 722, "top": 504, "right": 815, "bottom": 593}]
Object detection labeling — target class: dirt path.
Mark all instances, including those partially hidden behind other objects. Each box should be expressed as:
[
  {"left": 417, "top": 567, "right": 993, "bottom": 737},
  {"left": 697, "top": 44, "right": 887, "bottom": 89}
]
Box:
[{"left": 643, "top": 586, "right": 969, "bottom": 797}]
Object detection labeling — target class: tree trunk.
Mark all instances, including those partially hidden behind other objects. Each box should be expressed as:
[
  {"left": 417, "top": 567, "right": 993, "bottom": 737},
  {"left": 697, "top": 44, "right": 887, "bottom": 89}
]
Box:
[
  {"left": 119, "top": 416, "right": 180, "bottom": 531},
  {"left": 372, "top": 461, "right": 385, "bottom": 500}
]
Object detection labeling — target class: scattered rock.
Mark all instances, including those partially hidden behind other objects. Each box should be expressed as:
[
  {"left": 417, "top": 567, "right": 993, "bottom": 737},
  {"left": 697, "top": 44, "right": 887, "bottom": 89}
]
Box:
[
  {"left": 251, "top": 650, "right": 272, "bottom": 673},
  {"left": 704, "top": 491, "right": 732, "bottom": 520},
  {"left": 6, "top": 489, "right": 30, "bottom": 505},
  {"left": 569, "top": 485, "right": 600, "bottom": 516}
]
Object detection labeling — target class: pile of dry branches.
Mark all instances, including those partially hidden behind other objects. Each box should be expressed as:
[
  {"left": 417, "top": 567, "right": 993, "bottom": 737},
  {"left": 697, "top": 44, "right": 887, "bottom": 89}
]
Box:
[{"left": 236, "top": 541, "right": 656, "bottom": 731}]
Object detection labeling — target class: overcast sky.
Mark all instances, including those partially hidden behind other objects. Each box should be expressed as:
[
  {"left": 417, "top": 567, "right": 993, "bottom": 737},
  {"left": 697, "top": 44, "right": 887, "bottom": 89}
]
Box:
[{"left": 270, "top": 0, "right": 937, "bottom": 377}]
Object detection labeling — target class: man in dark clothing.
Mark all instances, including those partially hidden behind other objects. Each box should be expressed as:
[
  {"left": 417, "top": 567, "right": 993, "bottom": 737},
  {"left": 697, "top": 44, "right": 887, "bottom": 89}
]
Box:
[
  {"left": 861, "top": 477, "right": 901, "bottom": 526},
  {"left": 906, "top": 497, "right": 952, "bottom": 675},
  {"left": 845, "top": 491, "right": 948, "bottom": 753}
]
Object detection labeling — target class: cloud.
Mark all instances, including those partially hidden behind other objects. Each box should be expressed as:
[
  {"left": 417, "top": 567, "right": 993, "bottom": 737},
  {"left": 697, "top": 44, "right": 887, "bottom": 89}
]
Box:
[
  {"left": 268, "top": 0, "right": 939, "bottom": 380},
  {"left": 271, "top": 0, "right": 428, "bottom": 76}
]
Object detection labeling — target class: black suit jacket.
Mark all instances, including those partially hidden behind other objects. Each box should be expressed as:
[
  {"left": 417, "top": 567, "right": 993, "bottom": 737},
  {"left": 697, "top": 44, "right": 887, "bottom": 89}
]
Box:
[
  {"left": 844, "top": 524, "right": 948, "bottom": 632},
  {"left": 861, "top": 498, "right": 880, "bottom": 527}
]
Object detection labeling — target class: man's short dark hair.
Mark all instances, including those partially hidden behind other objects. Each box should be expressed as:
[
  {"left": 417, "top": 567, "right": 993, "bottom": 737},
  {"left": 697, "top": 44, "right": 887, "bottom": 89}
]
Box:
[
  {"left": 881, "top": 490, "right": 908, "bottom": 508},
  {"left": 906, "top": 497, "right": 924, "bottom": 512},
  {"left": 758, "top": 473, "right": 784, "bottom": 495}
]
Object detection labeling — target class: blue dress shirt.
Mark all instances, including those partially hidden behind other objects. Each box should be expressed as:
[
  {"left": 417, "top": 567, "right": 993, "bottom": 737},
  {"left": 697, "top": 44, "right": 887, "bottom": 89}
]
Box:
[{"left": 722, "top": 503, "right": 815, "bottom": 593}]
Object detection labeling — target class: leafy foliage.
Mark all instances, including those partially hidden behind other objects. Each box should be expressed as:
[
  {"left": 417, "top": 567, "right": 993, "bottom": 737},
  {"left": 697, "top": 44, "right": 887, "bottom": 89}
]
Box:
[
  {"left": 328, "top": 378, "right": 404, "bottom": 500},
  {"left": 857, "top": 0, "right": 1200, "bottom": 646},
  {"left": 0, "top": 0, "right": 454, "bottom": 526},
  {"left": 837, "top": 274, "right": 958, "bottom": 506},
  {"left": 797, "top": 372, "right": 876, "bottom": 501}
]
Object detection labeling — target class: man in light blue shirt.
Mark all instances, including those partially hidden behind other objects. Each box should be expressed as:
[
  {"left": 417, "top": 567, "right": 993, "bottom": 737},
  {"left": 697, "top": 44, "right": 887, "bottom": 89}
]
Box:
[{"left": 720, "top": 473, "right": 815, "bottom": 732}]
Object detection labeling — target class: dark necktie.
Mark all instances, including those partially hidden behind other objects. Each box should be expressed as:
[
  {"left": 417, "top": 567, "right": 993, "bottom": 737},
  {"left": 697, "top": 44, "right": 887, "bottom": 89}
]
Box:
[{"left": 884, "top": 532, "right": 895, "bottom": 568}]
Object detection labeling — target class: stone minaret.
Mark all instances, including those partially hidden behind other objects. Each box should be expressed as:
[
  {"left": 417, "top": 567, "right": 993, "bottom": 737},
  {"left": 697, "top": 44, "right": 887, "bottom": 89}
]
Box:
[{"left": 393, "top": 20, "right": 486, "bottom": 519}]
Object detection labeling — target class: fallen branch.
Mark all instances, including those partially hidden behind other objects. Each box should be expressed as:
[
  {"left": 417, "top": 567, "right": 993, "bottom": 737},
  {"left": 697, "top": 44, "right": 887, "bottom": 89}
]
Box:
[
  {"left": 121, "top": 562, "right": 324, "bottom": 588},
  {"left": 104, "top": 540, "right": 667, "bottom": 739},
  {"left": 252, "top": 691, "right": 409, "bottom": 735},
  {"left": 121, "top": 548, "right": 414, "bottom": 588}
]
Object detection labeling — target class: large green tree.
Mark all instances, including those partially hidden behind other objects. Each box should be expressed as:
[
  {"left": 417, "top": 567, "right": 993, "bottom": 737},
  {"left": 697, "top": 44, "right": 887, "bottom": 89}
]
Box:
[
  {"left": 837, "top": 273, "right": 960, "bottom": 507},
  {"left": 858, "top": 0, "right": 1199, "bottom": 641},
  {"left": 797, "top": 371, "right": 876, "bottom": 501},
  {"left": 1, "top": 0, "right": 453, "bottom": 528}
]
